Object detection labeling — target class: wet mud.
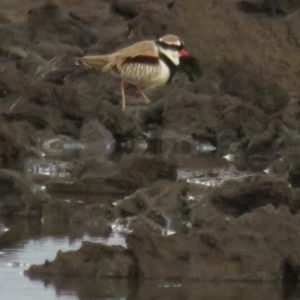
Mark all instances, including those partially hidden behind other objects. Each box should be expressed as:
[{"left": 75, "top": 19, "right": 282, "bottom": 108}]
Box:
[{"left": 0, "top": 0, "right": 300, "bottom": 296}]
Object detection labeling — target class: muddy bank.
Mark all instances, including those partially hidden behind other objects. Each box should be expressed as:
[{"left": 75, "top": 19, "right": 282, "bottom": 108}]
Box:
[
  {"left": 27, "top": 241, "right": 136, "bottom": 277},
  {"left": 0, "top": 0, "right": 299, "bottom": 175},
  {"left": 26, "top": 174, "right": 300, "bottom": 281}
]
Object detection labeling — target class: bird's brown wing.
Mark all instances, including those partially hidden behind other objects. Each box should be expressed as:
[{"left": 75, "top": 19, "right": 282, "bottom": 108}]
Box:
[
  {"left": 76, "top": 41, "right": 159, "bottom": 73},
  {"left": 75, "top": 55, "right": 112, "bottom": 70},
  {"left": 114, "top": 40, "right": 159, "bottom": 67}
]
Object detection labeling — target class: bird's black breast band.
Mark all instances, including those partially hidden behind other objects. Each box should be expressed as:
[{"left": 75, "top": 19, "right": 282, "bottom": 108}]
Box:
[{"left": 158, "top": 52, "right": 178, "bottom": 83}]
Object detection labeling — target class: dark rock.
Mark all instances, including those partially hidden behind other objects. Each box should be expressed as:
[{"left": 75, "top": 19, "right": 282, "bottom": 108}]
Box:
[
  {"left": 0, "top": 56, "right": 139, "bottom": 140},
  {"left": 116, "top": 180, "right": 188, "bottom": 216},
  {"left": 116, "top": 189, "right": 150, "bottom": 217},
  {"left": 25, "top": 241, "right": 137, "bottom": 278},
  {"left": 215, "top": 97, "right": 267, "bottom": 153},
  {"left": 282, "top": 98, "right": 300, "bottom": 137},
  {"left": 55, "top": 82, "right": 139, "bottom": 140},
  {"left": 79, "top": 119, "right": 116, "bottom": 157},
  {"left": 0, "top": 78, "right": 10, "bottom": 98},
  {"left": 116, "top": 215, "right": 162, "bottom": 235},
  {"left": 128, "top": 11, "right": 169, "bottom": 38},
  {"left": 126, "top": 232, "right": 193, "bottom": 280},
  {"left": 286, "top": 10, "right": 300, "bottom": 47},
  {"left": 0, "top": 120, "right": 37, "bottom": 169},
  {"left": 70, "top": 204, "right": 114, "bottom": 236},
  {"left": 145, "top": 209, "right": 168, "bottom": 227},
  {"left": 112, "top": 0, "right": 174, "bottom": 18},
  {"left": 262, "top": 0, "right": 288, "bottom": 16},
  {"left": 189, "top": 200, "right": 221, "bottom": 228},
  {"left": 240, "top": 122, "right": 280, "bottom": 167},
  {"left": 113, "top": 0, "right": 175, "bottom": 38},
  {"left": 287, "top": 147, "right": 300, "bottom": 188},
  {"left": 208, "top": 175, "right": 295, "bottom": 216},
  {"left": 71, "top": 157, "right": 118, "bottom": 179},
  {"left": 237, "top": 0, "right": 288, "bottom": 15},
  {"left": 0, "top": 12, "right": 10, "bottom": 24},
  {"left": 65, "top": 154, "right": 177, "bottom": 194},
  {"left": 85, "top": 217, "right": 112, "bottom": 237},
  {"left": 68, "top": 157, "right": 127, "bottom": 194},
  {"left": 227, "top": 122, "right": 281, "bottom": 172},
  {"left": 0, "top": 226, "right": 22, "bottom": 248},
  {"left": 27, "top": 2, "right": 97, "bottom": 47},
  {"left": 42, "top": 200, "right": 71, "bottom": 226},
  {"left": 145, "top": 88, "right": 220, "bottom": 146},
  {"left": 221, "top": 64, "right": 289, "bottom": 114},
  {"left": 264, "top": 157, "right": 289, "bottom": 177},
  {"left": 115, "top": 180, "right": 188, "bottom": 224},
  {"left": 0, "top": 63, "right": 81, "bottom": 135},
  {"left": 122, "top": 181, "right": 189, "bottom": 234},
  {"left": 106, "top": 154, "right": 177, "bottom": 190},
  {"left": 162, "top": 90, "right": 219, "bottom": 134},
  {"left": 127, "top": 205, "right": 300, "bottom": 280},
  {"left": 0, "top": 169, "right": 46, "bottom": 217},
  {"left": 144, "top": 180, "right": 189, "bottom": 217},
  {"left": 115, "top": 189, "right": 167, "bottom": 226}
]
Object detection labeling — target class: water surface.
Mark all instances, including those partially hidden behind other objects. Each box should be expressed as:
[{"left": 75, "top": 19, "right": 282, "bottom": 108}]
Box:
[{"left": 0, "top": 151, "right": 293, "bottom": 300}]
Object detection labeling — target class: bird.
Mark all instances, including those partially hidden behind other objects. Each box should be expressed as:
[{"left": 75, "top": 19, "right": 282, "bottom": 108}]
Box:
[{"left": 75, "top": 34, "right": 190, "bottom": 111}]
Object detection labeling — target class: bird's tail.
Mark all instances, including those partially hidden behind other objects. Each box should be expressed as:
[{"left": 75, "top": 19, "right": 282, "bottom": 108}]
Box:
[{"left": 75, "top": 55, "right": 112, "bottom": 71}]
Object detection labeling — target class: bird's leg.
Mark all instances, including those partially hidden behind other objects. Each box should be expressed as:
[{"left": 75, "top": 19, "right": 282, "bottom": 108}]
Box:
[
  {"left": 120, "top": 80, "right": 126, "bottom": 111},
  {"left": 138, "top": 88, "right": 151, "bottom": 105}
]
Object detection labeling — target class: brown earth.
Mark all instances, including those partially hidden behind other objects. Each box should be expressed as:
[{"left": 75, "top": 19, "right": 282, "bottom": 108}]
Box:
[
  {"left": 172, "top": 0, "right": 300, "bottom": 94},
  {"left": 0, "top": 0, "right": 300, "bottom": 285}
]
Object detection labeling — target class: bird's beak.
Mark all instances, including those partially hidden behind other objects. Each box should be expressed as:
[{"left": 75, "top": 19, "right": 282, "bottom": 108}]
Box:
[{"left": 180, "top": 49, "right": 189, "bottom": 57}]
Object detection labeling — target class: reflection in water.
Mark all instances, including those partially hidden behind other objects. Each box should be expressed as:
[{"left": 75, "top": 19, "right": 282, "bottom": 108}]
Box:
[
  {"left": 0, "top": 217, "right": 298, "bottom": 300},
  {"left": 16, "top": 276, "right": 300, "bottom": 300},
  {"left": 0, "top": 218, "right": 126, "bottom": 300},
  {"left": 131, "top": 281, "right": 283, "bottom": 300},
  {"left": 28, "top": 277, "right": 129, "bottom": 300}
]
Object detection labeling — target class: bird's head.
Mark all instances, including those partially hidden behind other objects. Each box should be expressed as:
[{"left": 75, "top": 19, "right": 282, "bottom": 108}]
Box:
[{"left": 156, "top": 34, "right": 189, "bottom": 66}]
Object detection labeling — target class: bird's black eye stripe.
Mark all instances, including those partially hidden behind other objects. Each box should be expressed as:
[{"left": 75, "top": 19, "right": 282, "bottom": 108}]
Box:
[
  {"left": 156, "top": 41, "right": 183, "bottom": 51},
  {"left": 170, "top": 44, "right": 182, "bottom": 50}
]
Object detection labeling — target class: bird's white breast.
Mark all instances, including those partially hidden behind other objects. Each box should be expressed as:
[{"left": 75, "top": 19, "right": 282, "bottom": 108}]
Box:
[
  {"left": 147, "top": 59, "right": 170, "bottom": 88},
  {"left": 119, "top": 59, "right": 170, "bottom": 89}
]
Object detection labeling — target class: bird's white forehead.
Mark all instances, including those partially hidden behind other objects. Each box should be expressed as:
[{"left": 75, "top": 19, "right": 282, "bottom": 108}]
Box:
[{"left": 159, "top": 35, "right": 181, "bottom": 46}]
